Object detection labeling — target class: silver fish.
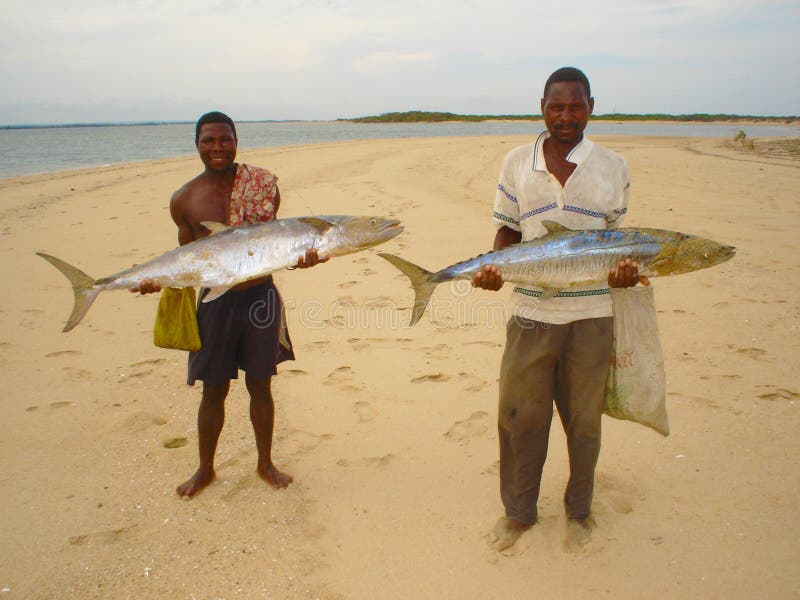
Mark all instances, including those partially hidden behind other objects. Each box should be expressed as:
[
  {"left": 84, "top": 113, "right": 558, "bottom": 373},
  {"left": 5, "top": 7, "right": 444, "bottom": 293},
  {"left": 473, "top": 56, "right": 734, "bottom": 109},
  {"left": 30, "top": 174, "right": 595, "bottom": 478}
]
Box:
[
  {"left": 379, "top": 220, "right": 735, "bottom": 325},
  {"left": 39, "top": 215, "right": 403, "bottom": 332}
]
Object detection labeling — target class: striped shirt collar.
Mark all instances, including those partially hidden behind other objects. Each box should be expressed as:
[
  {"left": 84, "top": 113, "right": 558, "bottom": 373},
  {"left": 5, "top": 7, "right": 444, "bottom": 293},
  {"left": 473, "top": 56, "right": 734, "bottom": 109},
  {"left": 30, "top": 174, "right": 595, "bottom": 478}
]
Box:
[{"left": 532, "top": 130, "right": 594, "bottom": 172}]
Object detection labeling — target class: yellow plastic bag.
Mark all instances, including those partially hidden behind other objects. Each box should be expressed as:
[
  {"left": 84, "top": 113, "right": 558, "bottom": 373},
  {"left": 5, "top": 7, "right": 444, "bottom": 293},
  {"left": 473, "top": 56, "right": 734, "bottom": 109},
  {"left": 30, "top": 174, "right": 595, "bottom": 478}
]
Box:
[{"left": 153, "top": 287, "right": 202, "bottom": 352}]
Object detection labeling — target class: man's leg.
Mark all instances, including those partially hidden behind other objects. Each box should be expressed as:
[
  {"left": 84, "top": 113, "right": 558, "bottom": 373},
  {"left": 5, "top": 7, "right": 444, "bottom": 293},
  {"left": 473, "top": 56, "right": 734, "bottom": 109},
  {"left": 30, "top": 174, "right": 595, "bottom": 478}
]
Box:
[
  {"left": 245, "top": 374, "right": 292, "bottom": 489},
  {"left": 554, "top": 317, "right": 613, "bottom": 542},
  {"left": 492, "top": 317, "right": 566, "bottom": 550},
  {"left": 176, "top": 381, "right": 230, "bottom": 498}
]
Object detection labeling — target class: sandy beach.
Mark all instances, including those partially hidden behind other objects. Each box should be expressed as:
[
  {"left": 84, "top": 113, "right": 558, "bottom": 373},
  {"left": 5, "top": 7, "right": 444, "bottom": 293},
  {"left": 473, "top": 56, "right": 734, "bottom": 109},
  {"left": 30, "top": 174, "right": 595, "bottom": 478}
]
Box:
[{"left": 1, "top": 134, "right": 798, "bottom": 599}]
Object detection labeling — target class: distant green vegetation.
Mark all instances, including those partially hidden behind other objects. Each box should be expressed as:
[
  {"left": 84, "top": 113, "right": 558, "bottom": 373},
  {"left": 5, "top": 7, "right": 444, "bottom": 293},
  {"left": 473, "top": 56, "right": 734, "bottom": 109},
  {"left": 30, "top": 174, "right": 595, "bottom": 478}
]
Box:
[
  {"left": 342, "top": 111, "right": 798, "bottom": 124},
  {"left": 733, "top": 129, "right": 754, "bottom": 149}
]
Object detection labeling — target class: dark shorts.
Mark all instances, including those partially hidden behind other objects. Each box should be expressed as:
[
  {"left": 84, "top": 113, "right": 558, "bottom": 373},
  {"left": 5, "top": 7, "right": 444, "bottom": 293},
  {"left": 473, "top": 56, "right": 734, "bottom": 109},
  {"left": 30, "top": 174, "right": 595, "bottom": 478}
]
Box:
[{"left": 187, "top": 277, "right": 295, "bottom": 387}]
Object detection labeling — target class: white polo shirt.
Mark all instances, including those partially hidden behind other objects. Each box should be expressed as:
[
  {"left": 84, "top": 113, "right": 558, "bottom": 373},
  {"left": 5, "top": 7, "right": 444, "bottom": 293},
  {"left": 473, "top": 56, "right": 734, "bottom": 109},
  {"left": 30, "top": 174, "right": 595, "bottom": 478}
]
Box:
[{"left": 492, "top": 131, "right": 630, "bottom": 324}]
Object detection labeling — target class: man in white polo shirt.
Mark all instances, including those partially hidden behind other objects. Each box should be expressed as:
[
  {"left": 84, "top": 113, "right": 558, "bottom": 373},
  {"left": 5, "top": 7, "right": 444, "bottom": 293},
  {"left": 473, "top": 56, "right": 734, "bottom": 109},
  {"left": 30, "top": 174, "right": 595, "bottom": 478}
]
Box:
[{"left": 473, "top": 67, "right": 646, "bottom": 551}]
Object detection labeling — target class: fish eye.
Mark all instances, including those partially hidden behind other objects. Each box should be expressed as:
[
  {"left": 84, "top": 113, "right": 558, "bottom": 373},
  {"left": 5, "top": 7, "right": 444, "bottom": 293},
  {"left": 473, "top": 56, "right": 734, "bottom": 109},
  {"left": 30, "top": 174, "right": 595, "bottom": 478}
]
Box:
[
  {"left": 704, "top": 252, "right": 709, "bottom": 258},
  {"left": 370, "top": 218, "right": 377, "bottom": 225}
]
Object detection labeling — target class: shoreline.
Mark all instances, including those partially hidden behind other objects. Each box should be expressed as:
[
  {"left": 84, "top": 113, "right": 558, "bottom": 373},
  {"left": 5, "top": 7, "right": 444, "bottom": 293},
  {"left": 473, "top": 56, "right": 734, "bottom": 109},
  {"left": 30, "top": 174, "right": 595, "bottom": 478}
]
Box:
[{"left": 2, "top": 127, "right": 799, "bottom": 184}]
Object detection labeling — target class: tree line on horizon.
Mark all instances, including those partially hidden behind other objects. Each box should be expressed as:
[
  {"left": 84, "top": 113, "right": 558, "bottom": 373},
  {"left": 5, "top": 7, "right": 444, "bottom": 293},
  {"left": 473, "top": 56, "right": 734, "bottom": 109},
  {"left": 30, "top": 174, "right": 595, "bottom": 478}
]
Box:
[{"left": 342, "top": 110, "right": 798, "bottom": 124}]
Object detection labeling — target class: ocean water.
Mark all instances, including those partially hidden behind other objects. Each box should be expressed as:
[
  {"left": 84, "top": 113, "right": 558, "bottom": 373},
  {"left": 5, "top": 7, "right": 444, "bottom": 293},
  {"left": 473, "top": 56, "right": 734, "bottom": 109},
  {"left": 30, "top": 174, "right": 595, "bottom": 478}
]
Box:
[{"left": 1, "top": 120, "right": 797, "bottom": 179}]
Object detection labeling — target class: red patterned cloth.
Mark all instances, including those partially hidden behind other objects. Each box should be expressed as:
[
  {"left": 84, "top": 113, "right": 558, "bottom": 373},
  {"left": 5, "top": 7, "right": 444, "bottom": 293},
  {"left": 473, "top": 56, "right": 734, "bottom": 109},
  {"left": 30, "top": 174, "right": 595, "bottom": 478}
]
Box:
[{"left": 229, "top": 164, "right": 279, "bottom": 226}]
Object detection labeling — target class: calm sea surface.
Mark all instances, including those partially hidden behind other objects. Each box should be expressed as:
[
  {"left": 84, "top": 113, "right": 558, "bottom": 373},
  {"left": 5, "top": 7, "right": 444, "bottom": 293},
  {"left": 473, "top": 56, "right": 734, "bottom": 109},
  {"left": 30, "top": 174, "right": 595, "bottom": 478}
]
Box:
[{"left": 1, "top": 120, "right": 797, "bottom": 179}]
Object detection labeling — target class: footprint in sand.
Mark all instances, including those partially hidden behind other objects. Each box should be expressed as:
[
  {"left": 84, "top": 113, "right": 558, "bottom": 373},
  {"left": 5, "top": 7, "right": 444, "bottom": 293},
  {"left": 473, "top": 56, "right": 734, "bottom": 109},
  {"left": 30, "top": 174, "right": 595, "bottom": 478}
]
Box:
[
  {"left": 421, "top": 344, "right": 451, "bottom": 359},
  {"left": 60, "top": 366, "right": 94, "bottom": 381},
  {"left": 338, "top": 280, "right": 360, "bottom": 289},
  {"left": 354, "top": 400, "right": 379, "bottom": 422},
  {"left": 482, "top": 459, "right": 500, "bottom": 476},
  {"left": 458, "top": 371, "right": 487, "bottom": 392},
  {"left": 445, "top": 411, "right": 490, "bottom": 442},
  {"left": 594, "top": 473, "right": 639, "bottom": 516},
  {"left": 362, "top": 268, "right": 378, "bottom": 276},
  {"left": 352, "top": 256, "right": 369, "bottom": 264},
  {"left": 117, "top": 412, "right": 168, "bottom": 433},
  {"left": 300, "top": 340, "right": 331, "bottom": 351},
  {"left": 463, "top": 340, "right": 502, "bottom": 348},
  {"left": 736, "top": 347, "right": 768, "bottom": 358},
  {"left": 118, "top": 369, "right": 153, "bottom": 382},
  {"left": 220, "top": 475, "right": 252, "bottom": 502},
  {"left": 757, "top": 388, "right": 800, "bottom": 401},
  {"left": 336, "top": 453, "right": 394, "bottom": 468},
  {"left": 45, "top": 350, "right": 81, "bottom": 358},
  {"left": 26, "top": 405, "right": 39, "bottom": 412},
  {"left": 281, "top": 369, "right": 308, "bottom": 377},
  {"left": 50, "top": 401, "right": 72, "bottom": 409},
  {"left": 280, "top": 428, "right": 335, "bottom": 457},
  {"left": 411, "top": 373, "right": 450, "bottom": 384},
  {"left": 68, "top": 524, "right": 139, "bottom": 546},
  {"left": 163, "top": 437, "right": 188, "bottom": 449},
  {"left": 130, "top": 358, "right": 166, "bottom": 367},
  {"left": 324, "top": 366, "right": 363, "bottom": 392},
  {"left": 347, "top": 336, "right": 413, "bottom": 352}
]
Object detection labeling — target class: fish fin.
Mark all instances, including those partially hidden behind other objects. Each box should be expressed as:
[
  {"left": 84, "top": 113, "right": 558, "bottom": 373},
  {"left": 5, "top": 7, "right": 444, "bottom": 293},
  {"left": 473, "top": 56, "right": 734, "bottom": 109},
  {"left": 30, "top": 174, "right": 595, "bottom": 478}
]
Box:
[
  {"left": 378, "top": 253, "right": 437, "bottom": 326},
  {"left": 299, "top": 217, "right": 335, "bottom": 236},
  {"left": 541, "top": 220, "right": 571, "bottom": 235},
  {"left": 200, "top": 221, "right": 231, "bottom": 235},
  {"left": 539, "top": 287, "right": 561, "bottom": 300},
  {"left": 641, "top": 245, "right": 679, "bottom": 277},
  {"left": 202, "top": 285, "right": 234, "bottom": 302},
  {"left": 36, "top": 252, "right": 101, "bottom": 332}
]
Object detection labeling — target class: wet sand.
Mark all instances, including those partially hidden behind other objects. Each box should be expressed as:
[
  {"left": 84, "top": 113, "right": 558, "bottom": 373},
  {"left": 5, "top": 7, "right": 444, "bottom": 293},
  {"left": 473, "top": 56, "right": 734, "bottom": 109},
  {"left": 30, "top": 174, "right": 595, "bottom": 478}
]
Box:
[{"left": 0, "top": 134, "right": 798, "bottom": 598}]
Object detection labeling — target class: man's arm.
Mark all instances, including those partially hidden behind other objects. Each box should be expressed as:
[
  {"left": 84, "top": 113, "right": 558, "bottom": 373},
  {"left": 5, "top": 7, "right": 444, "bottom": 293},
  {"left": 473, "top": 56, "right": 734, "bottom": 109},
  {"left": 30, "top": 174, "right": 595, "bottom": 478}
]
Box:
[
  {"left": 471, "top": 226, "right": 521, "bottom": 291},
  {"left": 606, "top": 162, "right": 648, "bottom": 288}
]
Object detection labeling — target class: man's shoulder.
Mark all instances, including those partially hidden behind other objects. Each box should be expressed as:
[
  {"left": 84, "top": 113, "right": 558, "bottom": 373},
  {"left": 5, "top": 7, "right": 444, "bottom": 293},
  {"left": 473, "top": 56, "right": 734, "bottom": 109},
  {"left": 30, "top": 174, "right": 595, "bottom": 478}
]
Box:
[
  {"left": 587, "top": 141, "right": 628, "bottom": 169},
  {"left": 239, "top": 163, "right": 277, "bottom": 181},
  {"left": 502, "top": 142, "right": 537, "bottom": 167},
  {"left": 171, "top": 172, "right": 206, "bottom": 204}
]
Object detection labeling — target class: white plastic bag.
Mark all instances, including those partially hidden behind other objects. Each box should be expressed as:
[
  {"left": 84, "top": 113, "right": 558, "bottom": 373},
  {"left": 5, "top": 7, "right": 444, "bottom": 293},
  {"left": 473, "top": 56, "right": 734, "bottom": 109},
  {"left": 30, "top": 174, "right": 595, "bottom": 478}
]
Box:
[{"left": 603, "top": 285, "right": 669, "bottom": 436}]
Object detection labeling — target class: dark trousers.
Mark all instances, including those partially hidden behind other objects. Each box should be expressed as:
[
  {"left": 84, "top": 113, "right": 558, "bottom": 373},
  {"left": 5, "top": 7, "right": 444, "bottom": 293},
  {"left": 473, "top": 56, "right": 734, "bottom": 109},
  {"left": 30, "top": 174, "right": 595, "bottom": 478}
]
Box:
[{"left": 498, "top": 316, "right": 613, "bottom": 523}]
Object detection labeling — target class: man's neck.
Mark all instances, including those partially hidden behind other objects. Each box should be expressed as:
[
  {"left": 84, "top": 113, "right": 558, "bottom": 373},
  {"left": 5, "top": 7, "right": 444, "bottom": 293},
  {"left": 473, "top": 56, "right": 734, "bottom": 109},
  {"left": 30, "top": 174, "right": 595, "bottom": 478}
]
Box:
[
  {"left": 204, "top": 163, "right": 238, "bottom": 183},
  {"left": 544, "top": 134, "right": 582, "bottom": 161}
]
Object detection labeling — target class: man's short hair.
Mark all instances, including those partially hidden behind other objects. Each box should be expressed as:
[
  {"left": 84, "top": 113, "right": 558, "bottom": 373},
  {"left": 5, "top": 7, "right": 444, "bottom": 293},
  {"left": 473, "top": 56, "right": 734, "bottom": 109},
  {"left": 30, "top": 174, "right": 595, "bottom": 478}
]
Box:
[
  {"left": 195, "top": 111, "right": 237, "bottom": 144},
  {"left": 543, "top": 67, "right": 591, "bottom": 99}
]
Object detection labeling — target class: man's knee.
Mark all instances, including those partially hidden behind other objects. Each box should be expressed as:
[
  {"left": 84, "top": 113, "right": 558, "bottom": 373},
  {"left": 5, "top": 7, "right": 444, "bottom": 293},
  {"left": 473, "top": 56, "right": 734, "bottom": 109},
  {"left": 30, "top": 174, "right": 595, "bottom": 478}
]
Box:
[
  {"left": 499, "top": 396, "right": 551, "bottom": 436},
  {"left": 202, "top": 382, "right": 230, "bottom": 402},
  {"left": 245, "top": 375, "right": 272, "bottom": 399}
]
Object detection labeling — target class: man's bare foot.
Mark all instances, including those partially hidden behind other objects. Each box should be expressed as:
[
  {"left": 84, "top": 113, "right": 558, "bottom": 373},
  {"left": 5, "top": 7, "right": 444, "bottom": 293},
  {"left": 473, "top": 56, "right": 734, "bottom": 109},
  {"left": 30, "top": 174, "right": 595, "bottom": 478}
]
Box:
[
  {"left": 566, "top": 515, "right": 597, "bottom": 550},
  {"left": 176, "top": 467, "right": 216, "bottom": 498},
  {"left": 489, "top": 516, "right": 531, "bottom": 551},
  {"left": 257, "top": 463, "right": 293, "bottom": 489}
]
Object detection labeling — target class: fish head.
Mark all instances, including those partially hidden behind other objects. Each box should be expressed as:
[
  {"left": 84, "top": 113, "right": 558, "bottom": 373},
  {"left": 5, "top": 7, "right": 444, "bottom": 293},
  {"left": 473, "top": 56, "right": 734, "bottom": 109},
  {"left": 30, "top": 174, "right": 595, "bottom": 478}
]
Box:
[
  {"left": 661, "top": 234, "right": 736, "bottom": 275},
  {"left": 324, "top": 216, "right": 403, "bottom": 255}
]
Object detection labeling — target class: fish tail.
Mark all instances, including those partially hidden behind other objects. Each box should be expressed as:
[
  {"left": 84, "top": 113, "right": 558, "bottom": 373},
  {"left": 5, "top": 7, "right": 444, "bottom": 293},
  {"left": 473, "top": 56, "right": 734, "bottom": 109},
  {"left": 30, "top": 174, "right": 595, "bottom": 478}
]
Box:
[
  {"left": 378, "top": 253, "right": 437, "bottom": 326},
  {"left": 37, "top": 252, "right": 100, "bottom": 332}
]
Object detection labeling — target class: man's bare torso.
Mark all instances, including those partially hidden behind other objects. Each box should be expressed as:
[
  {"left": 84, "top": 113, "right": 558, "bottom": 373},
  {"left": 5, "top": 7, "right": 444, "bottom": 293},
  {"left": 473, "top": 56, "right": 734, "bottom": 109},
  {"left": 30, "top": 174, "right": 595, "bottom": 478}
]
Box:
[{"left": 171, "top": 165, "right": 268, "bottom": 290}]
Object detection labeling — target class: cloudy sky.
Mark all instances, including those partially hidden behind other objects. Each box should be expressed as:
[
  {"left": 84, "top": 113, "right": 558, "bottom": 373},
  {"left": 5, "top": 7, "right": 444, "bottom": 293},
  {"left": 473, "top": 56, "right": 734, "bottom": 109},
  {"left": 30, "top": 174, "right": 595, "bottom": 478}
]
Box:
[{"left": 1, "top": 0, "right": 798, "bottom": 125}]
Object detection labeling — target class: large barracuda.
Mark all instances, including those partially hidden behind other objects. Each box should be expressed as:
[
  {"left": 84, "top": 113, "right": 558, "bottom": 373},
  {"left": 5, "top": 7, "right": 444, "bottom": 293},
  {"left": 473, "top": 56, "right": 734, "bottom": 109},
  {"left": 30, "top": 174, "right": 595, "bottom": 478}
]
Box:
[
  {"left": 380, "top": 221, "right": 735, "bottom": 326},
  {"left": 39, "top": 215, "right": 403, "bottom": 332}
]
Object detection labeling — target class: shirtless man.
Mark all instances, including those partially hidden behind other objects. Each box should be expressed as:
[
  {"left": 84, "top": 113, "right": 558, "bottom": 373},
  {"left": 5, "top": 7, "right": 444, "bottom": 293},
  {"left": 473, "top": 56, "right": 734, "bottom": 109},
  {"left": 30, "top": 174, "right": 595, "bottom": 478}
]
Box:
[{"left": 135, "top": 111, "right": 324, "bottom": 498}]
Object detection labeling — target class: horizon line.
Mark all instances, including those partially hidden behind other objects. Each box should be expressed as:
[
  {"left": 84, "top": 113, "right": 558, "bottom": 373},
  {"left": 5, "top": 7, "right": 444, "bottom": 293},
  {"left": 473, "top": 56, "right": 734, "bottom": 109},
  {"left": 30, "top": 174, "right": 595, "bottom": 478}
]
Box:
[{"left": 2, "top": 112, "right": 798, "bottom": 130}]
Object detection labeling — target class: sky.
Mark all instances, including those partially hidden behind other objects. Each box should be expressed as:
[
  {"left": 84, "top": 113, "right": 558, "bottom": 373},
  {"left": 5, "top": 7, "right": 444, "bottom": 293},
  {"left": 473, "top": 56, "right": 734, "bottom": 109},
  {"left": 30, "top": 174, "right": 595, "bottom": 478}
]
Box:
[{"left": 1, "top": 0, "right": 798, "bottom": 125}]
